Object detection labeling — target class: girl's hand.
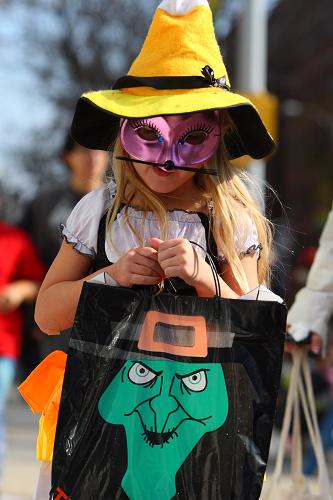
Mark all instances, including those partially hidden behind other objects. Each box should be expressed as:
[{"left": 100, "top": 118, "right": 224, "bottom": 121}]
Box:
[
  {"left": 150, "top": 238, "right": 240, "bottom": 299},
  {"left": 108, "top": 246, "right": 164, "bottom": 287},
  {"left": 149, "top": 238, "right": 204, "bottom": 286}
]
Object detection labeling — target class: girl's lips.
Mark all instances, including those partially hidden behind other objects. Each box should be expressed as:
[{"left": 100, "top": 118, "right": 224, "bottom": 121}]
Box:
[{"left": 152, "top": 166, "right": 175, "bottom": 176}]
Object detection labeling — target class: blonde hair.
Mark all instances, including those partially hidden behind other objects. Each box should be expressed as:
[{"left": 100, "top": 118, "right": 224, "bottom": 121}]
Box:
[{"left": 106, "top": 113, "right": 272, "bottom": 294}]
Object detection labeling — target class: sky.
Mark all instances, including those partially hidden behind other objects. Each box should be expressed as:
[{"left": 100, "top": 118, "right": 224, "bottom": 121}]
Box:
[
  {"left": 0, "top": 3, "right": 55, "bottom": 195},
  {"left": 0, "top": 0, "right": 279, "bottom": 196}
]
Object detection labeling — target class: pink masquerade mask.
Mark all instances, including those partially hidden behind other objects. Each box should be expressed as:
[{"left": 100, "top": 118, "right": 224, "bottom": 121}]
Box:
[{"left": 119, "top": 111, "right": 220, "bottom": 174}]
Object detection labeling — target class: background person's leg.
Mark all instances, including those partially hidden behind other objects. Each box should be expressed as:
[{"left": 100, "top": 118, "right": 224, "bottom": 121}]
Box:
[
  {"left": 0, "top": 356, "right": 16, "bottom": 487},
  {"left": 304, "top": 401, "right": 333, "bottom": 475},
  {"left": 33, "top": 461, "right": 52, "bottom": 500}
]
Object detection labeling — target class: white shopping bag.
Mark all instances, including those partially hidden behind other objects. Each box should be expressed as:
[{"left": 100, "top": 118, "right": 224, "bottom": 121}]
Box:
[{"left": 261, "top": 350, "right": 333, "bottom": 500}]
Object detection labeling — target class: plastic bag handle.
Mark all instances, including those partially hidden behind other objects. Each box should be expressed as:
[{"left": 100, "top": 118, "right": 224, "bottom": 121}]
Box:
[
  {"left": 273, "top": 351, "right": 302, "bottom": 478},
  {"left": 263, "top": 350, "right": 333, "bottom": 500},
  {"left": 189, "top": 240, "right": 221, "bottom": 297},
  {"left": 300, "top": 353, "right": 332, "bottom": 496},
  {"left": 260, "top": 353, "right": 303, "bottom": 500},
  {"left": 291, "top": 385, "right": 303, "bottom": 481}
]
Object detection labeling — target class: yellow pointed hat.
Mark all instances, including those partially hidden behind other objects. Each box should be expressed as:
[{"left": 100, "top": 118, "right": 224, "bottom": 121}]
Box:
[{"left": 71, "top": 0, "right": 274, "bottom": 159}]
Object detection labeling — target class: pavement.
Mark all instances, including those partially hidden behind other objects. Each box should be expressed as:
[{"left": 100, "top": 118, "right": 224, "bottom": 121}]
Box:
[{"left": 2, "top": 389, "right": 40, "bottom": 499}]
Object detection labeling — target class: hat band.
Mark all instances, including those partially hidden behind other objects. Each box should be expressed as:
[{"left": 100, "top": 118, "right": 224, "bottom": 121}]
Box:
[
  {"left": 113, "top": 74, "right": 210, "bottom": 90},
  {"left": 113, "top": 66, "right": 231, "bottom": 91}
]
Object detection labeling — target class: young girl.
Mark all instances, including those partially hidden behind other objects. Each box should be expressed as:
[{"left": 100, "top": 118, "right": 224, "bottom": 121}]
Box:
[
  {"left": 35, "top": 112, "right": 268, "bottom": 335},
  {"left": 28, "top": 0, "right": 280, "bottom": 497}
]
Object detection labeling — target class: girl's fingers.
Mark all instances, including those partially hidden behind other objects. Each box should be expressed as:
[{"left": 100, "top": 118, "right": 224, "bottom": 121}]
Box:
[
  {"left": 131, "top": 263, "right": 162, "bottom": 278},
  {"left": 134, "top": 248, "right": 163, "bottom": 273},
  {"left": 163, "top": 265, "right": 182, "bottom": 278},
  {"left": 159, "top": 239, "right": 183, "bottom": 250},
  {"left": 135, "top": 246, "right": 159, "bottom": 260},
  {"left": 157, "top": 247, "right": 178, "bottom": 263},
  {"left": 149, "top": 238, "right": 163, "bottom": 251},
  {"left": 159, "top": 256, "right": 179, "bottom": 271},
  {"left": 158, "top": 241, "right": 193, "bottom": 264},
  {"left": 134, "top": 253, "right": 158, "bottom": 268},
  {"left": 131, "top": 274, "right": 162, "bottom": 285},
  {"left": 134, "top": 255, "right": 163, "bottom": 275}
]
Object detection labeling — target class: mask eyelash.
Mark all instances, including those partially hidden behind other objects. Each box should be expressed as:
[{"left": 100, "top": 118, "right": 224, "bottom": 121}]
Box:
[
  {"left": 130, "top": 119, "right": 162, "bottom": 137},
  {"left": 179, "top": 122, "right": 213, "bottom": 143},
  {"left": 130, "top": 119, "right": 146, "bottom": 129}
]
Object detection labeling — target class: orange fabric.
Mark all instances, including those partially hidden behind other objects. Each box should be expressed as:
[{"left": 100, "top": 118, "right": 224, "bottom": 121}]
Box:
[{"left": 18, "top": 350, "right": 67, "bottom": 462}]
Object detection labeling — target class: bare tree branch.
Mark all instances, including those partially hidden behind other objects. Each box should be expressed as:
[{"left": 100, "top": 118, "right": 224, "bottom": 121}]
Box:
[{"left": 4, "top": 0, "right": 156, "bottom": 186}]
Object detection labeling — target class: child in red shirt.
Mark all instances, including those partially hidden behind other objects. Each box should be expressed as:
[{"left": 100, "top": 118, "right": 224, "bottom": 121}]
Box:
[{"left": 0, "top": 221, "right": 45, "bottom": 488}]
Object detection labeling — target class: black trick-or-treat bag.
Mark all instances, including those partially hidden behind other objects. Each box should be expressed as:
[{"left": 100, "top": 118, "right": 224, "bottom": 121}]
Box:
[{"left": 50, "top": 265, "right": 286, "bottom": 500}]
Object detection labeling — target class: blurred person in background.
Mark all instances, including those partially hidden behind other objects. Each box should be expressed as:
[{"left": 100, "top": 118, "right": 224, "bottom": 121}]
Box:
[
  {"left": 288, "top": 202, "right": 333, "bottom": 355},
  {"left": 0, "top": 191, "right": 45, "bottom": 489},
  {"left": 287, "top": 202, "right": 333, "bottom": 474},
  {"left": 21, "top": 132, "right": 109, "bottom": 269},
  {"left": 19, "top": 132, "right": 108, "bottom": 375}
]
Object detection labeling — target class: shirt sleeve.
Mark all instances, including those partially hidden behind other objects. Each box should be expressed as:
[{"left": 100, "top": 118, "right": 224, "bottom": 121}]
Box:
[
  {"left": 217, "top": 212, "right": 261, "bottom": 261},
  {"left": 237, "top": 214, "right": 262, "bottom": 259},
  {"left": 60, "top": 184, "right": 114, "bottom": 258},
  {"left": 288, "top": 204, "right": 333, "bottom": 346}
]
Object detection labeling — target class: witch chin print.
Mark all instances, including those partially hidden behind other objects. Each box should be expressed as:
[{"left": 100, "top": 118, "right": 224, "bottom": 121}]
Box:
[{"left": 98, "top": 359, "right": 229, "bottom": 500}]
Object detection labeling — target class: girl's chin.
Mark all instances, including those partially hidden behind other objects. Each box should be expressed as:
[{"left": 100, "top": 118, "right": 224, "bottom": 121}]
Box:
[
  {"left": 149, "top": 180, "right": 192, "bottom": 195},
  {"left": 134, "top": 166, "right": 196, "bottom": 194}
]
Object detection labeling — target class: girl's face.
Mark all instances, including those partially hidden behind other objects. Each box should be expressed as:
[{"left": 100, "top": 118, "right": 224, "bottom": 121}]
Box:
[{"left": 120, "top": 112, "right": 220, "bottom": 194}]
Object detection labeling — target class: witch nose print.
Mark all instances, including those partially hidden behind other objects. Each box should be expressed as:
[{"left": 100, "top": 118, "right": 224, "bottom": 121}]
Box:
[{"left": 149, "top": 381, "right": 179, "bottom": 430}]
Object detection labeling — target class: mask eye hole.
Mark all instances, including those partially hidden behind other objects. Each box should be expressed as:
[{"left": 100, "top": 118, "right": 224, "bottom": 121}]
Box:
[
  {"left": 136, "top": 126, "right": 160, "bottom": 141},
  {"left": 184, "top": 131, "right": 207, "bottom": 145}
]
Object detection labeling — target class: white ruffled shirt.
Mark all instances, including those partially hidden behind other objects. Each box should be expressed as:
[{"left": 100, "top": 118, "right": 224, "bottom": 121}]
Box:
[{"left": 61, "top": 182, "right": 261, "bottom": 265}]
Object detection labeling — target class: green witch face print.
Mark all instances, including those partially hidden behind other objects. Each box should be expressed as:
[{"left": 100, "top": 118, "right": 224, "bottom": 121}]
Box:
[{"left": 98, "top": 359, "right": 229, "bottom": 500}]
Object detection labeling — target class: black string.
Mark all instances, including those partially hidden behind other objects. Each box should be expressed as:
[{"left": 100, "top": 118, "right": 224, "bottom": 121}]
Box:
[
  {"left": 189, "top": 240, "right": 221, "bottom": 297},
  {"left": 115, "top": 156, "right": 218, "bottom": 176}
]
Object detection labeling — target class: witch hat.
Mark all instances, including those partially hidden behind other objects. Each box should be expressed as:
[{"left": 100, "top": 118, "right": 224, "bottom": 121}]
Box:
[{"left": 71, "top": 0, "right": 274, "bottom": 159}]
